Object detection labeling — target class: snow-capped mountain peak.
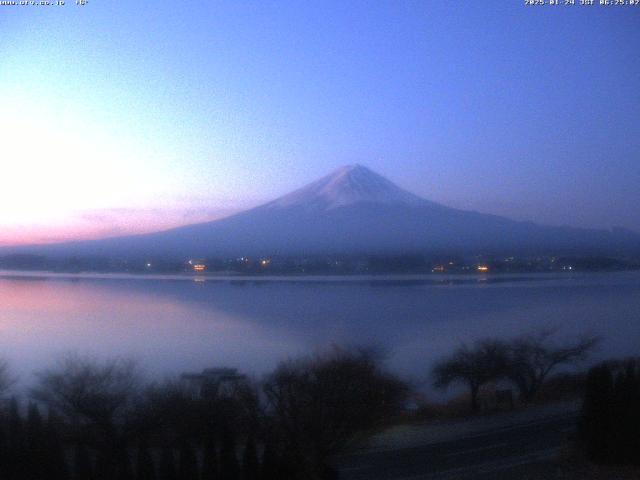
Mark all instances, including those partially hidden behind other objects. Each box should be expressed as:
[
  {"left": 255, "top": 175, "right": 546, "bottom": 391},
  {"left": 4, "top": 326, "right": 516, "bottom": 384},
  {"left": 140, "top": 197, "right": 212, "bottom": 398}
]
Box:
[
  {"left": 4, "top": 164, "right": 639, "bottom": 259},
  {"left": 265, "top": 164, "right": 429, "bottom": 211}
]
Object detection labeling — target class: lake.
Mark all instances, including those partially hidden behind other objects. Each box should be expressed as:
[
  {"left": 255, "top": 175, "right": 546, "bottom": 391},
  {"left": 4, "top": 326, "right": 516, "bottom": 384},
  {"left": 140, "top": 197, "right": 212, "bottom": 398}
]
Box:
[{"left": 1, "top": 270, "right": 639, "bottom": 393}]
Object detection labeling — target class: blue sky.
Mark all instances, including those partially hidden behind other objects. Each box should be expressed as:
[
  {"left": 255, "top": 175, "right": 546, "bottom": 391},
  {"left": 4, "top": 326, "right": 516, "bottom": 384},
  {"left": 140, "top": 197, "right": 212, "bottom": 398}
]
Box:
[{"left": 0, "top": 1, "right": 638, "bottom": 244}]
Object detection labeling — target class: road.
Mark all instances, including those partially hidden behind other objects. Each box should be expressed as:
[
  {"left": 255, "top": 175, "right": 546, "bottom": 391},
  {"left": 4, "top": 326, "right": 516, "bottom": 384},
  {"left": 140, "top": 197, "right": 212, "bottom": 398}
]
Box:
[{"left": 334, "top": 413, "right": 578, "bottom": 480}]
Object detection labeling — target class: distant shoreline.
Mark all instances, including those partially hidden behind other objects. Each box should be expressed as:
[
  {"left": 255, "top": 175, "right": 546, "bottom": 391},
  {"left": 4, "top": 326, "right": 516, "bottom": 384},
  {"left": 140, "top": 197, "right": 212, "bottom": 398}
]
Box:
[{"left": 1, "top": 268, "right": 638, "bottom": 286}]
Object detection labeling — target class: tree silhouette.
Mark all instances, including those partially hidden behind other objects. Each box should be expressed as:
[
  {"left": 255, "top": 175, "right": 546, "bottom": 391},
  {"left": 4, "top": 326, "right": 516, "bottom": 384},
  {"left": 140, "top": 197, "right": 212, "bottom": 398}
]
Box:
[
  {"left": 74, "top": 443, "right": 95, "bottom": 480},
  {"left": 260, "top": 442, "right": 280, "bottom": 480},
  {"left": 201, "top": 436, "right": 218, "bottom": 480},
  {"left": 32, "top": 355, "right": 142, "bottom": 477},
  {"left": 114, "top": 445, "right": 134, "bottom": 480},
  {"left": 0, "top": 424, "right": 8, "bottom": 479},
  {"left": 136, "top": 438, "right": 157, "bottom": 480},
  {"left": 219, "top": 426, "right": 239, "bottom": 480},
  {"left": 7, "top": 398, "right": 28, "bottom": 479},
  {"left": 178, "top": 440, "right": 199, "bottom": 480},
  {"left": 159, "top": 446, "right": 177, "bottom": 480},
  {"left": 0, "top": 359, "right": 14, "bottom": 399},
  {"left": 44, "top": 410, "right": 69, "bottom": 480},
  {"left": 241, "top": 434, "right": 259, "bottom": 480},
  {"left": 264, "top": 346, "right": 408, "bottom": 477},
  {"left": 506, "top": 331, "right": 598, "bottom": 403},
  {"left": 26, "top": 403, "right": 45, "bottom": 480},
  {"left": 31, "top": 355, "right": 141, "bottom": 432},
  {"left": 580, "top": 358, "right": 640, "bottom": 465},
  {"left": 432, "top": 340, "right": 508, "bottom": 412}
]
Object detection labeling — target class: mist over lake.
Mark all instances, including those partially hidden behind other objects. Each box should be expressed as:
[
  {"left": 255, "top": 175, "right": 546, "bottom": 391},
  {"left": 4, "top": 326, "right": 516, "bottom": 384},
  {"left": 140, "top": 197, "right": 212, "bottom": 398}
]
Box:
[{"left": 1, "top": 271, "right": 639, "bottom": 392}]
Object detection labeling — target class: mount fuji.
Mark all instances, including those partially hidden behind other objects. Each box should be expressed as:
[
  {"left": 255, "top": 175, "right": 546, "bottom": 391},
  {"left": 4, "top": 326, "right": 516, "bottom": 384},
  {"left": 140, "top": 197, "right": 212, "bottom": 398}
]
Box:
[{"left": 6, "top": 165, "right": 640, "bottom": 259}]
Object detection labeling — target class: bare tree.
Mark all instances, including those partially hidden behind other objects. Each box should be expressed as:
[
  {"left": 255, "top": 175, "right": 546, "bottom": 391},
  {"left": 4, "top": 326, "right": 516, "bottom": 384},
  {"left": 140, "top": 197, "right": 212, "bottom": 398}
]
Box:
[
  {"left": 505, "top": 330, "right": 599, "bottom": 403},
  {"left": 31, "top": 355, "right": 143, "bottom": 479},
  {"left": 0, "top": 358, "right": 15, "bottom": 398},
  {"left": 137, "top": 371, "right": 259, "bottom": 446},
  {"left": 432, "top": 340, "right": 508, "bottom": 412},
  {"left": 31, "top": 354, "right": 142, "bottom": 442},
  {"left": 263, "top": 346, "right": 408, "bottom": 478}
]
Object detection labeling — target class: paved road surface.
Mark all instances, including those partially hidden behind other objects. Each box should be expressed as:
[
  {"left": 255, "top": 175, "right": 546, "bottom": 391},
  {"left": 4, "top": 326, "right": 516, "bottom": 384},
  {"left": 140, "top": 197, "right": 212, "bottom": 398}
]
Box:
[{"left": 334, "top": 413, "right": 578, "bottom": 480}]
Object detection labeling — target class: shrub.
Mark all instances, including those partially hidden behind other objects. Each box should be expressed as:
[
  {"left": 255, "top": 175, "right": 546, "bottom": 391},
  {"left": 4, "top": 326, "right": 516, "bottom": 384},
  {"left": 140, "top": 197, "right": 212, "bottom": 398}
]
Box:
[{"left": 580, "top": 358, "right": 640, "bottom": 465}]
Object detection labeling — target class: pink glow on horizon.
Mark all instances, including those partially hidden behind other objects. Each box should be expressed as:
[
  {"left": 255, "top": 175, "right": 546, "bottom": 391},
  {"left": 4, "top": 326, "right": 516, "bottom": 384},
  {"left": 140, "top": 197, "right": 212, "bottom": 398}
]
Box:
[{"left": 0, "top": 207, "right": 240, "bottom": 247}]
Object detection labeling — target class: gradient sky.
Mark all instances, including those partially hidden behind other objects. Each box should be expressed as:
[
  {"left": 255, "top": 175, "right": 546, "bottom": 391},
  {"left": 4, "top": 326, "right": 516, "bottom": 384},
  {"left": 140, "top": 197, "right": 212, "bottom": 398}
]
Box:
[{"left": 0, "top": 1, "right": 638, "bottom": 245}]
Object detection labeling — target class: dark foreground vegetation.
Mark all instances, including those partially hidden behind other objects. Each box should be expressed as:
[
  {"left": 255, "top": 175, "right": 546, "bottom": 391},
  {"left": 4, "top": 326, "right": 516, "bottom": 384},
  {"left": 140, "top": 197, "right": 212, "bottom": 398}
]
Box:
[
  {"left": 0, "top": 332, "right": 637, "bottom": 479},
  {"left": 580, "top": 357, "right": 640, "bottom": 466},
  {"left": 431, "top": 330, "right": 599, "bottom": 412},
  {"left": 0, "top": 348, "right": 407, "bottom": 480}
]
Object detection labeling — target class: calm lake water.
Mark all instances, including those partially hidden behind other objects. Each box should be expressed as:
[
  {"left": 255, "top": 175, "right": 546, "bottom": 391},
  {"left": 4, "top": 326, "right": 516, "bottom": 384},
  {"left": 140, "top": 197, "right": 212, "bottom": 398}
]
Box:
[{"left": 1, "top": 270, "right": 639, "bottom": 391}]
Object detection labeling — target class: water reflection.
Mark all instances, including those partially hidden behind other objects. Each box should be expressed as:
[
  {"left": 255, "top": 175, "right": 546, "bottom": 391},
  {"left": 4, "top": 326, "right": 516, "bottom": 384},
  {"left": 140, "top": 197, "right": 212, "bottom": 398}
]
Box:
[{"left": 1, "top": 272, "right": 639, "bottom": 390}]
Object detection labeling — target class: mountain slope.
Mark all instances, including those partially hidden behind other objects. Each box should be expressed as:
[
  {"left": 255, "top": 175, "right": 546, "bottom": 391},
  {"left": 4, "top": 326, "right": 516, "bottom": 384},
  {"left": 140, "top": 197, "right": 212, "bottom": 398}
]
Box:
[
  {"left": 5, "top": 165, "right": 640, "bottom": 259},
  {"left": 262, "top": 164, "right": 432, "bottom": 211}
]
